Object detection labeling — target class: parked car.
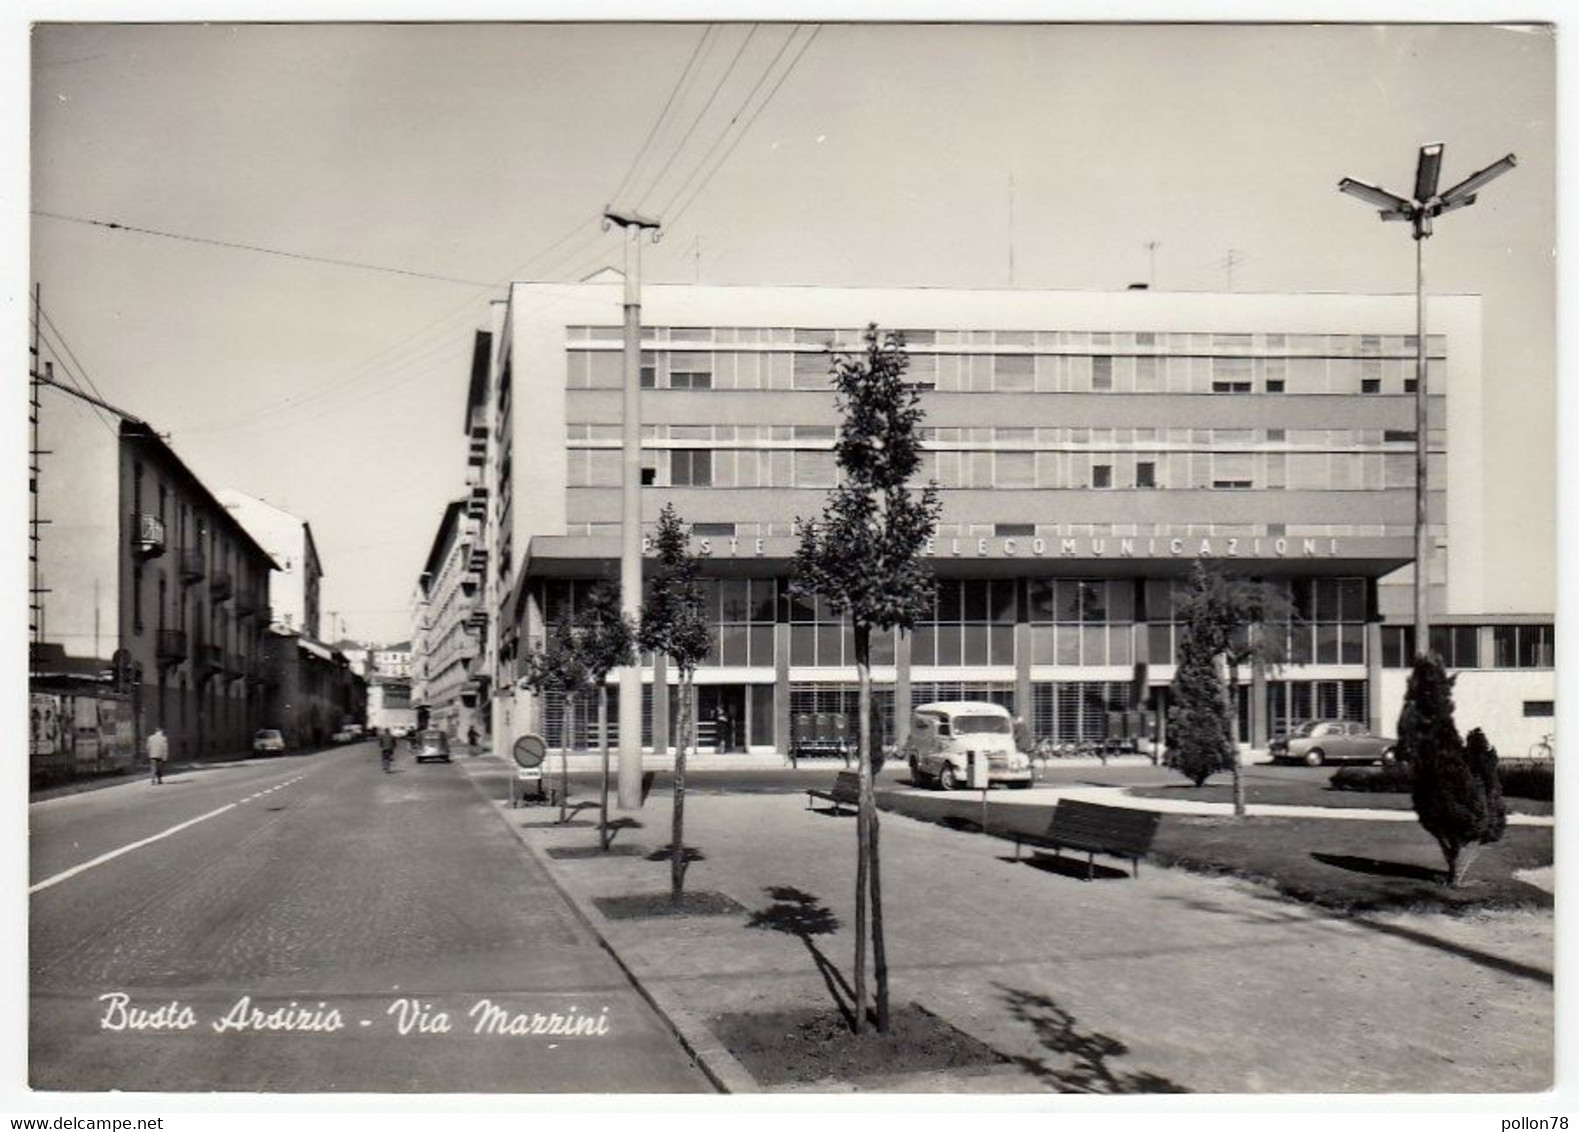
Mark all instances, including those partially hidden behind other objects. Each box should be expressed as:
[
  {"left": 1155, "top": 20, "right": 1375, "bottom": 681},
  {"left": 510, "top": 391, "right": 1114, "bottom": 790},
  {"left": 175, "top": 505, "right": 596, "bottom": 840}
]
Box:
[
  {"left": 413, "top": 729, "right": 451, "bottom": 764},
  {"left": 902, "top": 701, "right": 1033, "bottom": 790},
  {"left": 1269, "top": 720, "right": 1396, "bottom": 767},
  {"left": 330, "top": 726, "right": 360, "bottom": 744},
  {"left": 252, "top": 728, "right": 286, "bottom": 754}
]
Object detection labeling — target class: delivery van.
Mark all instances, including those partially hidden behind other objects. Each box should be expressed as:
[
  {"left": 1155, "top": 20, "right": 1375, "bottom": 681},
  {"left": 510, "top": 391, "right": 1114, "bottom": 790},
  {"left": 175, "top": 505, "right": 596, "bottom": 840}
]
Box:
[{"left": 903, "top": 701, "right": 1033, "bottom": 791}]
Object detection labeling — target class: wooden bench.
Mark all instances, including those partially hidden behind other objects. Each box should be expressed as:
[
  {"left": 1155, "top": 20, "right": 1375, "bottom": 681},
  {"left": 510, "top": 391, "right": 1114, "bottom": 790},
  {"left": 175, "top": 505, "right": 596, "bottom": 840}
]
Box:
[
  {"left": 806, "top": 770, "right": 862, "bottom": 815},
  {"left": 1012, "top": 799, "right": 1160, "bottom": 881}
]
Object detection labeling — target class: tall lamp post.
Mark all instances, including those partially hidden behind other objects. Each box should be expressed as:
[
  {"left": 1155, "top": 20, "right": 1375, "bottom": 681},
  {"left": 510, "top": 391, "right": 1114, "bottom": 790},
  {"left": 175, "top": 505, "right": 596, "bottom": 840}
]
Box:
[
  {"left": 1338, "top": 144, "right": 1515, "bottom": 659},
  {"left": 603, "top": 207, "right": 661, "bottom": 809}
]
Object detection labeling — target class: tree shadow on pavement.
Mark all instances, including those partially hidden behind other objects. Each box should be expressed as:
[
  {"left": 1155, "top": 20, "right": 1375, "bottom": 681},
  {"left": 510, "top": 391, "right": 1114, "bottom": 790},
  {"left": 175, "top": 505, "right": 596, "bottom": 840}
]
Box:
[
  {"left": 996, "top": 984, "right": 1189, "bottom": 1093},
  {"left": 601, "top": 816, "right": 642, "bottom": 848},
  {"left": 644, "top": 845, "right": 706, "bottom": 864},
  {"left": 747, "top": 886, "right": 856, "bottom": 1030},
  {"left": 1224, "top": 883, "right": 1554, "bottom": 986}
]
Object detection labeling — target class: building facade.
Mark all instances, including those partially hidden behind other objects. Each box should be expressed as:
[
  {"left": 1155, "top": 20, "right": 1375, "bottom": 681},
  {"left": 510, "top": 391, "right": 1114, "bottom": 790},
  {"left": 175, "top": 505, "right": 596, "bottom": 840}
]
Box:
[
  {"left": 478, "top": 280, "right": 1548, "bottom": 758},
  {"left": 120, "top": 422, "right": 278, "bottom": 761},
  {"left": 218, "top": 489, "right": 324, "bottom": 638},
  {"left": 412, "top": 498, "right": 487, "bottom": 740},
  {"left": 261, "top": 627, "right": 364, "bottom": 748}
]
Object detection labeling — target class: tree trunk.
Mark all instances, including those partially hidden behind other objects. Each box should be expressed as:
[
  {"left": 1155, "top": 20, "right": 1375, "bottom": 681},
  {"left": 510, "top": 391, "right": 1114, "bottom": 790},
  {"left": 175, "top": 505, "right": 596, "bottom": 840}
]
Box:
[
  {"left": 560, "top": 691, "right": 574, "bottom": 825},
  {"left": 866, "top": 653, "right": 890, "bottom": 1034},
  {"left": 1227, "top": 660, "right": 1245, "bottom": 818},
  {"left": 852, "top": 624, "right": 872, "bottom": 1034},
  {"left": 671, "top": 669, "right": 689, "bottom": 901},
  {"left": 598, "top": 683, "right": 610, "bottom": 850}
]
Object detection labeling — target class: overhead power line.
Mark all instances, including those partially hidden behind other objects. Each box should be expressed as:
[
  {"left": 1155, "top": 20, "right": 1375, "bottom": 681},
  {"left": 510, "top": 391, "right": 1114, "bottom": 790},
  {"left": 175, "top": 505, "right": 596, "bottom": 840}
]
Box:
[
  {"left": 32, "top": 210, "right": 496, "bottom": 287},
  {"left": 633, "top": 25, "right": 760, "bottom": 211},
  {"left": 606, "top": 25, "right": 715, "bottom": 209},
  {"left": 665, "top": 25, "right": 822, "bottom": 228},
  {"left": 31, "top": 313, "right": 119, "bottom": 436}
]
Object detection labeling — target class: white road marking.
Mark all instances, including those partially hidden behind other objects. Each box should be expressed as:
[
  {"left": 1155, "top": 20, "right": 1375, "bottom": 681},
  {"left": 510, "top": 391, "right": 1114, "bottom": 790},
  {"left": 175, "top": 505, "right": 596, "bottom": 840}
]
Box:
[{"left": 31, "top": 774, "right": 308, "bottom": 894}]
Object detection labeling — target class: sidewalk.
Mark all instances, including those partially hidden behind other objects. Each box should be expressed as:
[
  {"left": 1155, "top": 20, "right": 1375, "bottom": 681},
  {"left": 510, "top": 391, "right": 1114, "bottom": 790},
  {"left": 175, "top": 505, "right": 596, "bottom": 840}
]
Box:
[{"left": 463, "top": 755, "right": 1552, "bottom": 1094}]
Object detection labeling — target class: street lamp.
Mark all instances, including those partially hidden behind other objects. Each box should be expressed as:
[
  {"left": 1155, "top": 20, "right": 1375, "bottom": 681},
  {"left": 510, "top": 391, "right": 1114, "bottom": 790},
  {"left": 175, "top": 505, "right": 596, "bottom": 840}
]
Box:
[
  {"left": 602, "top": 207, "right": 661, "bottom": 810},
  {"left": 1337, "top": 144, "right": 1515, "bottom": 659}
]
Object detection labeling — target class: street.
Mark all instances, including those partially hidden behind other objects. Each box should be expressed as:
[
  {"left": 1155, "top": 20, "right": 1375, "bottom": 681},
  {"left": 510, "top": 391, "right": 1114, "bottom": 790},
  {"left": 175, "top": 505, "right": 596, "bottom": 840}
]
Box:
[{"left": 29, "top": 743, "right": 710, "bottom": 1093}]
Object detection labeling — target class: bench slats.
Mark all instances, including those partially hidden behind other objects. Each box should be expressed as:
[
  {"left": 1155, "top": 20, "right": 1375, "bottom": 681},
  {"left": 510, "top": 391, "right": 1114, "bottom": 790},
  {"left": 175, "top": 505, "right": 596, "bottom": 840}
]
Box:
[{"left": 1014, "top": 798, "right": 1160, "bottom": 880}]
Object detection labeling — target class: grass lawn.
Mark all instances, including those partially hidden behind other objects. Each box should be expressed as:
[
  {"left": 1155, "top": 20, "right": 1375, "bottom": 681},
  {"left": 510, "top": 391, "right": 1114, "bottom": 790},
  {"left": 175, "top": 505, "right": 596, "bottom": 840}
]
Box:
[
  {"left": 879, "top": 790, "right": 1553, "bottom": 914},
  {"left": 1127, "top": 778, "right": 1553, "bottom": 817},
  {"left": 1150, "top": 813, "right": 1553, "bottom": 913}
]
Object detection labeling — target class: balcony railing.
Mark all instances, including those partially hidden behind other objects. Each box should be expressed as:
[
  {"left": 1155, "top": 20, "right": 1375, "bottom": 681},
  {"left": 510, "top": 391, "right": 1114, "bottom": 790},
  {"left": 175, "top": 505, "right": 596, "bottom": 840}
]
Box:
[
  {"left": 466, "top": 486, "right": 488, "bottom": 519},
  {"left": 179, "top": 548, "right": 205, "bottom": 584},
  {"left": 460, "top": 572, "right": 479, "bottom": 597},
  {"left": 134, "top": 514, "right": 167, "bottom": 559},
  {"left": 236, "top": 590, "right": 260, "bottom": 618},
  {"left": 467, "top": 438, "right": 486, "bottom": 467},
  {"left": 155, "top": 629, "right": 187, "bottom": 665},
  {"left": 195, "top": 643, "right": 223, "bottom": 673},
  {"left": 468, "top": 546, "right": 488, "bottom": 573},
  {"left": 209, "top": 571, "right": 234, "bottom": 602}
]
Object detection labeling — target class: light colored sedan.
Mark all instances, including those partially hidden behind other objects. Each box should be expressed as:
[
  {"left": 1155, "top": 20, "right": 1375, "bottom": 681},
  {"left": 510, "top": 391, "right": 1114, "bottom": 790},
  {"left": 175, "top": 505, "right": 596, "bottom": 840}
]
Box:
[
  {"left": 252, "top": 728, "right": 286, "bottom": 754},
  {"left": 1269, "top": 720, "right": 1396, "bottom": 767}
]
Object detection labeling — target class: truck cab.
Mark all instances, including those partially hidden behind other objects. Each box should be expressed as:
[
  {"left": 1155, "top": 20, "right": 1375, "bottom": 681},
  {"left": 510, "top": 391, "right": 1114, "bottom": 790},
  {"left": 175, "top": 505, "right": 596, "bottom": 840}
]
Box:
[{"left": 904, "top": 701, "right": 1033, "bottom": 790}]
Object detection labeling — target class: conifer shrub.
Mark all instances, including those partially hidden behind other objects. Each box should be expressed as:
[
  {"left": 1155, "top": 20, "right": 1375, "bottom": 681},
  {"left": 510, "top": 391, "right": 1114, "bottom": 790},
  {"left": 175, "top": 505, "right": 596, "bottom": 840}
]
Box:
[{"left": 1400, "top": 655, "right": 1508, "bottom": 885}]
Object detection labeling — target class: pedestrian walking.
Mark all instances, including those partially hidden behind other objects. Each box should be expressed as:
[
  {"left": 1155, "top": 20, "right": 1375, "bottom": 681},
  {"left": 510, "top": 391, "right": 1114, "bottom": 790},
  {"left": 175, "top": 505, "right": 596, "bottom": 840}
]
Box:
[
  {"left": 467, "top": 725, "right": 478, "bottom": 750},
  {"left": 147, "top": 727, "right": 169, "bottom": 785},
  {"left": 379, "top": 728, "right": 395, "bottom": 773}
]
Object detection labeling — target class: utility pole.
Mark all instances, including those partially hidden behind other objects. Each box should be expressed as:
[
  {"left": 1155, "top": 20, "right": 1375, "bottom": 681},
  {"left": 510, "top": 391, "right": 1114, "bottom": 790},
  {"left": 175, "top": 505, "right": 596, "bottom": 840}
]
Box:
[
  {"left": 603, "top": 207, "right": 661, "bottom": 810},
  {"left": 30, "top": 285, "right": 50, "bottom": 649}
]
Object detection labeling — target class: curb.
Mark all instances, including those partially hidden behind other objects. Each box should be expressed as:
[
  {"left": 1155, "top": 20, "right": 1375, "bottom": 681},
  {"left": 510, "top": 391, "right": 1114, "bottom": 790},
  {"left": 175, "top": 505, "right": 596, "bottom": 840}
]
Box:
[{"left": 458, "top": 759, "right": 759, "bottom": 1095}]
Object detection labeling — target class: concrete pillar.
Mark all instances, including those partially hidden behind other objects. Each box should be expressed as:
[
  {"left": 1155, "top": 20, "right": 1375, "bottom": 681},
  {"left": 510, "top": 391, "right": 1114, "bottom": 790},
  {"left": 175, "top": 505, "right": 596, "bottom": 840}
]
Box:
[
  {"left": 894, "top": 628, "right": 913, "bottom": 750},
  {"left": 774, "top": 621, "right": 791, "bottom": 757},
  {"left": 1250, "top": 645, "right": 1268, "bottom": 749},
  {"left": 1366, "top": 621, "right": 1385, "bottom": 735},
  {"left": 652, "top": 652, "right": 669, "bottom": 756}
]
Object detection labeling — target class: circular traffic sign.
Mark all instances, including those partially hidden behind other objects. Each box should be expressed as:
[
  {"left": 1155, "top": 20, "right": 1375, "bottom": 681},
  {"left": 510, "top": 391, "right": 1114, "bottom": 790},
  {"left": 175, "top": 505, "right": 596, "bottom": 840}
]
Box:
[{"left": 512, "top": 734, "right": 548, "bottom": 769}]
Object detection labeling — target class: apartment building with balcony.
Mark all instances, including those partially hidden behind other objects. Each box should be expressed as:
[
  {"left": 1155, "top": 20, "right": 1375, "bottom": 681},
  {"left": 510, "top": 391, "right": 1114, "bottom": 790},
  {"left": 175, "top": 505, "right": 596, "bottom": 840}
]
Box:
[
  {"left": 118, "top": 421, "right": 277, "bottom": 761},
  {"left": 480, "top": 279, "right": 1550, "bottom": 758},
  {"left": 412, "top": 497, "right": 486, "bottom": 740}
]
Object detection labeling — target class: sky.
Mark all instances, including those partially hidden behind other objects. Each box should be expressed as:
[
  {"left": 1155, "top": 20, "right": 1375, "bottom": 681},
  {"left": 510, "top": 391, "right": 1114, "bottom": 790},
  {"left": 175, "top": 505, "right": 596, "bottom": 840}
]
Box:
[{"left": 23, "top": 17, "right": 1558, "bottom": 645}]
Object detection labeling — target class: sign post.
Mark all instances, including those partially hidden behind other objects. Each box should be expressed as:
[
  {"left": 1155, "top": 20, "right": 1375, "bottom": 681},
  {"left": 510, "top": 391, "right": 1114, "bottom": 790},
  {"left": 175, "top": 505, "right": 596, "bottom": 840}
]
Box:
[
  {"left": 967, "top": 748, "right": 991, "bottom": 833},
  {"left": 510, "top": 734, "right": 547, "bottom": 809}
]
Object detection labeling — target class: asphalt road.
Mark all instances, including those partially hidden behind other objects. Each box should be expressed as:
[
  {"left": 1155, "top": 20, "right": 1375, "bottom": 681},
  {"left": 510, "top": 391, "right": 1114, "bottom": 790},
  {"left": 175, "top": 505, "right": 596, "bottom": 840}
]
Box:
[{"left": 29, "top": 743, "right": 711, "bottom": 1093}]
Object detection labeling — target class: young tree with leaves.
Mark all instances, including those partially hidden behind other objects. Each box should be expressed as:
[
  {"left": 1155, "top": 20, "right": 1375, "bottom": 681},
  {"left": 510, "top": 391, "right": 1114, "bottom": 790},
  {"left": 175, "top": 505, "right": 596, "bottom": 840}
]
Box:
[
  {"left": 577, "top": 580, "right": 636, "bottom": 850},
  {"left": 1170, "top": 561, "right": 1293, "bottom": 815},
  {"left": 637, "top": 503, "right": 713, "bottom": 900},
  {"left": 1400, "top": 656, "right": 1507, "bottom": 885},
  {"left": 519, "top": 615, "right": 592, "bottom": 826},
  {"left": 794, "top": 325, "right": 941, "bottom": 1035}
]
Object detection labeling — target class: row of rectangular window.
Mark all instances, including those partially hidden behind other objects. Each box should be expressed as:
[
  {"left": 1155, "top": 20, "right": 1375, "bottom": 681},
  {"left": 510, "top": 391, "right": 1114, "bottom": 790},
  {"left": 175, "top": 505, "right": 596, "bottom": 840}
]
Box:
[
  {"left": 1380, "top": 624, "right": 1555, "bottom": 669},
  {"left": 568, "top": 326, "right": 1449, "bottom": 357},
  {"left": 567, "top": 520, "right": 1417, "bottom": 540},
  {"left": 569, "top": 422, "right": 1442, "bottom": 450},
  {"left": 569, "top": 349, "right": 1446, "bottom": 396},
  {"left": 568, "top": 446, "right": 1441, "bottom": 491}
]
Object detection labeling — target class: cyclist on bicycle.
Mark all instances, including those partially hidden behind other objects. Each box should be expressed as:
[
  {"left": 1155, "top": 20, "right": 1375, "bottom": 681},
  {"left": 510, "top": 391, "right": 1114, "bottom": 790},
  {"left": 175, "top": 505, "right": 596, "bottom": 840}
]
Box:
[{"left": 379, "top": 728, "right": 395, "bottom": 772}]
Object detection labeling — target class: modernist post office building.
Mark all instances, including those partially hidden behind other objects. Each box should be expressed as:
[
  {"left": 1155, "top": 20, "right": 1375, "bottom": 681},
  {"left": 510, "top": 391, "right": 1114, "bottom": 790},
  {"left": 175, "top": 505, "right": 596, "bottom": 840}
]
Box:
[{"left": 475, "top": 278, "right": 1541, "bottom": 757}]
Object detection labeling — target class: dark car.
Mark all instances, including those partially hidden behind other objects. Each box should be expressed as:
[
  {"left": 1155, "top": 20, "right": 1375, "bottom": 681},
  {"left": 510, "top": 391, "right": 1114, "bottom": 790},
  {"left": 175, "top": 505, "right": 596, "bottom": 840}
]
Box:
[
  {"left": 1269, "top": 720, "right": 1396, "bottom": 767},
  {"left": 413, "top": 729, "right": 451, "bottom": 764}
]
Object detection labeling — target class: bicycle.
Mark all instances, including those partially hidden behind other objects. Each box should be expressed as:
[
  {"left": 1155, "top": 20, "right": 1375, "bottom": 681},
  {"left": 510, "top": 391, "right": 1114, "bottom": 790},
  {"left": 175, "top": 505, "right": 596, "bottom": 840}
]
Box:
[{"left": 1528, "top": 732, "right": 1555, "bottom": 760}]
